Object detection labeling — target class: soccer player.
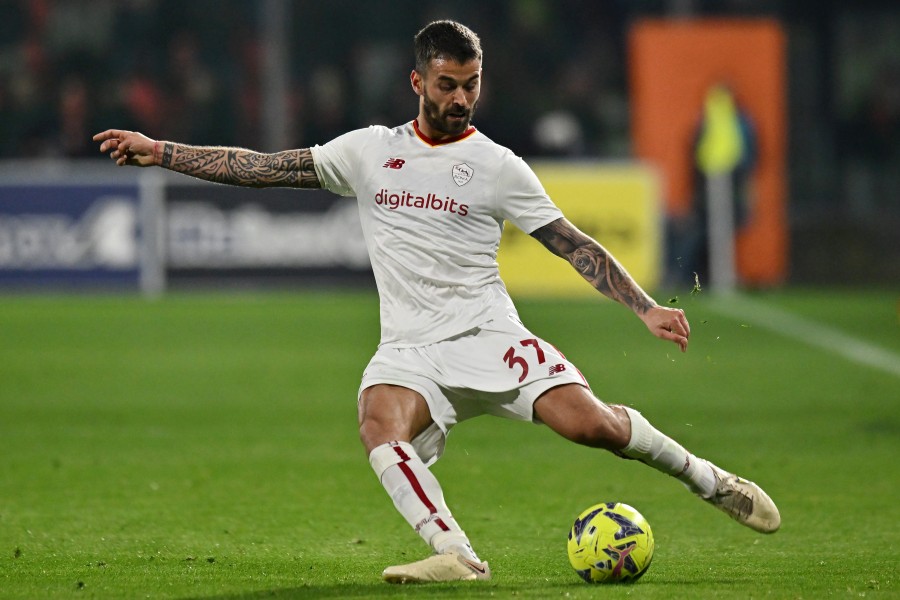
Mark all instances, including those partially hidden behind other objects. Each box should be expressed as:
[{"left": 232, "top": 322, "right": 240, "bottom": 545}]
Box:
[{"left": 94, "top": 20, "right": 780, "bottom": 584}]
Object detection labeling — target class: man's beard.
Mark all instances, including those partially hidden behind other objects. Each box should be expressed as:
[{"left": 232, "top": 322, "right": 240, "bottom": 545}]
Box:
[{"left": 421, "top": 89, "right": 477, "bottom": 137}]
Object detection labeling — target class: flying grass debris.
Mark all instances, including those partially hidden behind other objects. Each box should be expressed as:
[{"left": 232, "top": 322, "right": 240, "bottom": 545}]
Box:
[{"left": 691, "top": 272, "right": 702, "bottom": 296}]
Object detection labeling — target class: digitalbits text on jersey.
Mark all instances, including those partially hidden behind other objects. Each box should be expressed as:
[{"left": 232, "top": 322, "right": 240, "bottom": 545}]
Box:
[{"left": 374, "top": 189, "right": 469, "bottom": 216}]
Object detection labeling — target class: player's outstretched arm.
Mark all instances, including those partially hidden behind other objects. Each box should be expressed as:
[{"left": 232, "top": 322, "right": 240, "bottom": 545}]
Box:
[
  {"left": 92, "top": 129, "right": 320, "bottom": 189},
  {"left": 531, "top": 217, "right": 690, "bottom": 351}
]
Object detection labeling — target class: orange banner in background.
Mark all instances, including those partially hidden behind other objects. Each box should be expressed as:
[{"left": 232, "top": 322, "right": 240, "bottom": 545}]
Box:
[{"left": 628, "top": 19, "right": 788, "bottom": 286}]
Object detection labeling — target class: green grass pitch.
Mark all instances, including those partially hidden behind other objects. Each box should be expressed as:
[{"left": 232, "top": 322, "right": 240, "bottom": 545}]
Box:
[{"left": 1, "top": 288, "right": 897, "bottom": 598}]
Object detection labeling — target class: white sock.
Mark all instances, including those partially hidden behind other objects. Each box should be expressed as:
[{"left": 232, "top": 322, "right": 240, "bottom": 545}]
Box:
[
  {"left": 620, "top": 406, "right": 716, "bottom": 497},
  {"left": 369, "top": 441, "right": 480, "bottom": 562}
]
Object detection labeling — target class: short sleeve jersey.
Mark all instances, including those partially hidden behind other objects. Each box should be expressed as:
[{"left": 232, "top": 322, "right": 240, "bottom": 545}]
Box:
[{"left": 310, "top": 120, "right": 563, "bottom": 347}]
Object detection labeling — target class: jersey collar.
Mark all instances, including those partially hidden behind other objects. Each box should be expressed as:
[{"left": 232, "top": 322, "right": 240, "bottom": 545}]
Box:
[{"left": 412, "top": 119, "right": 477, "bottom": 147}]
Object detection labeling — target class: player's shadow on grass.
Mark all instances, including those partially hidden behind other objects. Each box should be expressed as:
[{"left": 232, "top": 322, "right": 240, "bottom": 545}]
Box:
[{"left": 183, "top": 582, "right": 584, "bottom": 598}]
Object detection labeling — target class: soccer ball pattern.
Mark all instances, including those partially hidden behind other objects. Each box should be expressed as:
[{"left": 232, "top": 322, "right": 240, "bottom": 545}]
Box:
[{"left": 566, "top": 502, "right": 655, "bottom": 583}]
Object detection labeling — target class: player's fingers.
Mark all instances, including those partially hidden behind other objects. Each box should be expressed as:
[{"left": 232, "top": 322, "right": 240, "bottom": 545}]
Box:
[
  {"left": 99, "top": 138, "right": 116, "bottom": 153},
  {"left": 667, "top": 328, "right": 689, "bottom": 352},
  {"left": 677, "top": 310, "right": 691, "bottom": 338},
  {"left": 92, "top": 129, "right": 125, "bottom": 142},
  {"left": 668, "top": 314, "right": 688, "bottom": 338},
  {"left": 116, "top": 146, "right": 129, "bottom": 164},
  {"left": 659, "top": 323, "right": 688, "bottom": 352}
]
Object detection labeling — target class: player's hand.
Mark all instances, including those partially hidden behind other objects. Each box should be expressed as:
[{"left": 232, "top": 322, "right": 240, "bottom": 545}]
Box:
[
  {"left": 640, "top": 306, "right": 690, "bottom": 352},
  {"left": 93, "top": 129, "right": 159, "bottom": 167}
]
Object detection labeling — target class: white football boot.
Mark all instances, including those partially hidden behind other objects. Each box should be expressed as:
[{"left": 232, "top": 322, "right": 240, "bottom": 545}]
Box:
[
  {"left": 701, "top": 461, "right": 781, "bottom": 533},
  {"left": 382, "top": 551, "right": 491, "bottom": 583}
]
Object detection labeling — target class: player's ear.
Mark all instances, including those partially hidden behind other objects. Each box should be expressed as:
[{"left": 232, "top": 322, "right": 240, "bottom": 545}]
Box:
[{"left": 410, "top": 69, "right": 424, "bottom": 96}]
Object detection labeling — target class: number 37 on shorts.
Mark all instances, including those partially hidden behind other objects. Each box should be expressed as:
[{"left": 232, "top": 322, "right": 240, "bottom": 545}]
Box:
[{"left": 503, "top": 338, "right": 572, "bottom": 383}]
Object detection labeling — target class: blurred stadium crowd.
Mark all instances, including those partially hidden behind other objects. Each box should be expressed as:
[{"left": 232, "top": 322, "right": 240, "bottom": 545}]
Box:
[
  {"left": 0, "top": 0, "right": 897, "bottom": 282},
  {"left": 0, "top": 0, "right": 640, "bottom": 158}
]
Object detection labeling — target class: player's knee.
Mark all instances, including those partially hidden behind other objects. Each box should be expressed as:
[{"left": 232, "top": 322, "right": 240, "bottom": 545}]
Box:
[
  {"left": 358, "top": 415, "right": 391, "bottom": 453},
  {"left": 571, "top": 407, "right": 630, "bottom": 450},
  {"left": 357, "top": 384, "right": 433, "bottom": 453},
  {"left": 357, "top": 387, "right": 394, "bottom": 450},
  {"left": 605, "top": 404, "right": 632, "bottom": 448}
]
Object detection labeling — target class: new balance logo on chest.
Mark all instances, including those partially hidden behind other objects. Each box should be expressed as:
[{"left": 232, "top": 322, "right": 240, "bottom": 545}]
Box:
[{"left": 383, "top": 158, "right": 406, "bottom": 169}]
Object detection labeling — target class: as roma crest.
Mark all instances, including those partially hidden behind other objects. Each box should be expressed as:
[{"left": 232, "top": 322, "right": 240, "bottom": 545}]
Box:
[{"left": 452, "top": 163, "right": 474, "bottom": 187}]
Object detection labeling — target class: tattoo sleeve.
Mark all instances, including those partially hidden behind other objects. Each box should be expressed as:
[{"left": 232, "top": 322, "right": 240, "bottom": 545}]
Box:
[
  {"left": 530, "top": 217, "right": 655, "bottom": 314},
  {"left": 159, "top": 143, "right": 320, "bottom": 189}
]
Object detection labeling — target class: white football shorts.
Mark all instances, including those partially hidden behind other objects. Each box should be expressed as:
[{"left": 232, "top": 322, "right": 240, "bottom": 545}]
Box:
[{"left": 359, "top": 312, "right": 589, "bottom": 466}]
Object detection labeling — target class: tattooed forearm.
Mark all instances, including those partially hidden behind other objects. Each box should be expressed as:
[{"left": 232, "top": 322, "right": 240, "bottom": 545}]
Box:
[
  {"left": 159, "top": 143, "right": 320, "bottom": 189},
  {"left": 531, "top": 218, "right": 655, "bottom": 314}
]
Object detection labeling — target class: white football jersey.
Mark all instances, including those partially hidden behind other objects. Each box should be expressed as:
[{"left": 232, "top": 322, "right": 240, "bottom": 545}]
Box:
[{"left": 311, "top": 120, "right": 563, "bottom": 347}]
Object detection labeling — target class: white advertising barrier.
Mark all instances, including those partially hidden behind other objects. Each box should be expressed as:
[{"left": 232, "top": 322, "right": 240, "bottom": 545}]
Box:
[
  {"left": 163, "top": 182, "right": 370, "bottom": 288},
  {"left": 0, "top": 162, "right": 145, "bottom": 289},
  {"left": 0, "top": 162, "right": 372, "bottom": 293},
  {"left": 0, "top": 161, "right": 658, "bottom": 295}
]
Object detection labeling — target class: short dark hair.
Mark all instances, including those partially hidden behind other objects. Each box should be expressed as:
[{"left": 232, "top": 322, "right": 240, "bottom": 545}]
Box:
[{"left": 414, "top": 20, "right": 482, "bottom": 73}]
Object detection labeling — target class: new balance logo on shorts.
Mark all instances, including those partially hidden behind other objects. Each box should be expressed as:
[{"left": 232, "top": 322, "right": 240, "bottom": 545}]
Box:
[
  {"left": 383, "top": 158, "right": 406, "bottom": 169},
  {"left": 549, "top": 364, "right": 566, "bottom": 375}
]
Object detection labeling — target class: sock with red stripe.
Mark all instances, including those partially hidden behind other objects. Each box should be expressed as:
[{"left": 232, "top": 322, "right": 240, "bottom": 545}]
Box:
[
  {"left": 621, "top": 406, "right": 716, "bottom": 497},
  {"left": 369, "top": 441, "right": 480, "bottom": 562}
]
